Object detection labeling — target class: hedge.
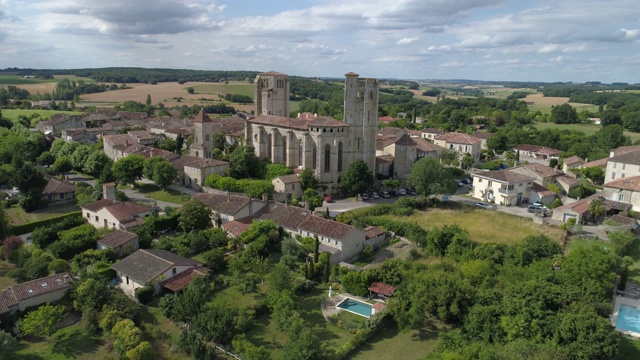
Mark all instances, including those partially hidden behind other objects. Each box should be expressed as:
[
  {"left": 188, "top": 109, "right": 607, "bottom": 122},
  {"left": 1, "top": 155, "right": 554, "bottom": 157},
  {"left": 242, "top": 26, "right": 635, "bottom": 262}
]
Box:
[{"left": 8, "top": 211, "right": 83, "bottom": 235}]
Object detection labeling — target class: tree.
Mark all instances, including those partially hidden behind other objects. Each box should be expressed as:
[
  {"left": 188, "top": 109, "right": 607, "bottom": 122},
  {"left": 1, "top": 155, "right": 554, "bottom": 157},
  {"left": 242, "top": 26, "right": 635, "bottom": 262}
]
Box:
[
  {"left": 299, "top": 168, "right": 318, "bottom": 190},
  {"left": 179, "top": 199, "right": 212, "bottom": 232},
  {"left": 143, "top": 157, "right": 177, "bottom": 189},
  {"left": 266, "top": 163, "right": 294, "bottom": 180},
  {"left": 52, "top": 156, "right": 73, "bottom": 175},
  {"left": 302, "top": 188, "right": 323, "bottom": 210},
  {"left": 228, "top": 146, "right": 267, "bottom": 179},
  {"left": 145, "top": 94, "right": 152, "bottom": 106},
  {"left": 70, "top": 145, "right": 94, "bottom": 171},
  {"left": 126, "top": 341, "right": 154, "bottom": 360},
  {"left": 48, "top": 224, "right": 99, "bottom": 260},
  {"left": 21, "top": 304, "right": 65, "bottom": 337},
  {"left": 588, "top": 199, "right": 605, "bottom": 223},
  {"left": 609, "top": 230, "right": 637, "bottom": 256},
  {"left": 2, "top": 236, "right": 23, "bottom": 264},
  {"left": 37, "top": 151, "right": 55, "bottom": 167},
  {"left": 212, "top": 131, "right": 226, "bottom": 152},
  {"left": 112, "top": 319, "right": 143, "bottom": 358},
  {"left": 156, "top": 138, "right": 177, "bottom": 152},
  {"left": 595, "top": 124, "right": 629, "bottom": 149},
  {"left": 282, "top": 314, "right": 323, "bottom": 360},
  {"left": 551, "top": 103, "right": 578, "bottom": 124},
  {"left": 486, "top": 133, "right": 509, "bottom": 153},
  {"left": 582, "top": 166, "right": 604, "bottom": 185},
  {"left": 556, "top": 302, "right": 619, "bottom": 359},
  {"left": 175, "top": 134, "right": 184, "bottom": 154},
  {"left": 0, "top": 206, "right": 8, "bottom": 241},
  {"left": 11, "top": 162, "right": 47, "bottom": 211},
  {"left": 83, "top": 151, "right": 111, "bottom": 177},
  {"left": 186, "top": 87, "right": 195, "bottom": 94},
  {"left": 339, "top": 159, "right": 374, "bottom": 196},
  {"left": 48, "top": 258, "right": 71, "bottom": 274},
  {"left": 0, "top": 330, "right": 18, "bottom": 358},
  {"left": 408, "top": 157, "right": 456, "bottom": 197},
  {"left": 112, "top": 154, "right": 145, "bottom": 187},
  {"left": 269, "top": 263, "right": 292, "bottom": 295}
]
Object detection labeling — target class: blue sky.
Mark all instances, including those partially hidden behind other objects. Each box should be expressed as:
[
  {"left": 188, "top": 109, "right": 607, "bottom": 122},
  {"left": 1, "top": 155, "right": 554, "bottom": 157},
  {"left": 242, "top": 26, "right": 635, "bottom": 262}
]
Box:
[{"left": 1, "top": 0, "right": 639, "bottom": 83}]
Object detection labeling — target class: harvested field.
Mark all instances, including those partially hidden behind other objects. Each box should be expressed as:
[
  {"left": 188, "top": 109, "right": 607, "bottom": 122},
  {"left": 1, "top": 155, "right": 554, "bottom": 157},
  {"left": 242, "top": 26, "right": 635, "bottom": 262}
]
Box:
[{"left": 524, "top": 93, "right": 598, "bottom": 114}]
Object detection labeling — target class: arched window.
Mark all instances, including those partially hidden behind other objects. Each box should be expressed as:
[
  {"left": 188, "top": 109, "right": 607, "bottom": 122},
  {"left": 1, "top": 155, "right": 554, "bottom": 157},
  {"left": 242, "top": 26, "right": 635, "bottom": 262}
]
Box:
[
  {"left": 312, "top": 145, "right": 317, "bottom": 170},
  {"left": 282, "top": 137, "right": 287, "bottom": 163},
  {"left": 337, "top": 142, "right": 343, "bottom": 172},
  {"left": 324, "top": 144, "right": 331, "bottom": 172},
  {"left": 267, "top": 134, "right": 272, "bottom": 160},
  {"left": 298, "top": 142, "right": 302, "bottom": 166}
]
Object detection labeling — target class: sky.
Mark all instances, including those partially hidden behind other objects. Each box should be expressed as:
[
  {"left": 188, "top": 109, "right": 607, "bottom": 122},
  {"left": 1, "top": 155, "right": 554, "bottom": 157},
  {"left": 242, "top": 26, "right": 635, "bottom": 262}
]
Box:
[{"left": 1, "top": 0, "right": 639, "bottom": 83}]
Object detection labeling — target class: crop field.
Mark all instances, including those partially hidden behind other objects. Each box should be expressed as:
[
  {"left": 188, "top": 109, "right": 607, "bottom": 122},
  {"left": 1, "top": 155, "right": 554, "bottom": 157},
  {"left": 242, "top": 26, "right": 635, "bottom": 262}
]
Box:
[
  {"left": 1, "top": 109, "right": 84, "bottom": 122},
  {"left": 535, "top": 122, "right": 640, "bottom": 142},
  {"left": 524, "top": 93, "right": 599, "bottom": 114}
]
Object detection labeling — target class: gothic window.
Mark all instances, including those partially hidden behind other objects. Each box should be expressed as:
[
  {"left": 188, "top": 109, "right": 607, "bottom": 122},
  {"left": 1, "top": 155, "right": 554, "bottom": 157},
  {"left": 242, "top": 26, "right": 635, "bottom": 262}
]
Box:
[
  {"left": 298, "top": 142, "right": 303, "bottom": 166},
  {"left": 267, "top": 134, "right": 272, "bottom": 160},
  {"left": 324, "top": 145, "right": 331, "bottom": 172},
  {"left": 282, "top": 138, "right": 287, "bottom": 163},
  {"left": 338, "top": 142, "right": 343, "bottom": 172},
  {"left": 312, "top": 145, "right": 317, "bottom": 170}
]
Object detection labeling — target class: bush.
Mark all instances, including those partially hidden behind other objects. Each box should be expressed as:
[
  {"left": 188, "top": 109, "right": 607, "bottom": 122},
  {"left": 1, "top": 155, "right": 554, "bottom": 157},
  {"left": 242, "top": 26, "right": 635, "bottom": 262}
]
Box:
[{"left": 134, "top": 286, "right": 155, "bottom": 304}]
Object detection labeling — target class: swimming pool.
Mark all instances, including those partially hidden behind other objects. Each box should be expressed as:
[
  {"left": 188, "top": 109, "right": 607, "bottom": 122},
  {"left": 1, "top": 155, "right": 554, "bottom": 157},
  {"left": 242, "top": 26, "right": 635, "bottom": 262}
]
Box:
[
  {"left": 616, "top": 304, "right": 640, "bottom": 334},
  {"left": 337, "top": 298, "right": 373, "bottom": 318}
]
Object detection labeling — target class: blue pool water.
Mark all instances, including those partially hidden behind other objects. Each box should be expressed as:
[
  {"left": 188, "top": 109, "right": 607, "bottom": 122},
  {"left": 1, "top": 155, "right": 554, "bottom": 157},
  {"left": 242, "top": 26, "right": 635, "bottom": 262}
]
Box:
[
  {"left": 616, "top": 304, "right": 640, "bottom": 333},
  {"left": 338, "top": 298, "right": 373, "bottom": 317}
]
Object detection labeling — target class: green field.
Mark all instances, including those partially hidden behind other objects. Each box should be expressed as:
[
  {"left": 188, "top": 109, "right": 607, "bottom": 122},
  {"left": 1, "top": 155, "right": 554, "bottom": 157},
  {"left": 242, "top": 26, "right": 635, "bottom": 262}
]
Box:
[
  {"left": 534, "top": 122, "right": 640, "bottom": 142},
  {"left": 15, "top": 325, "right": 107, "bottom": 360},
  {"left": 484, "top": 88, "right": 536, "bottom": 99},
  {"left": 1, "top": 109, "right": 84, "bottom": 122},
  {"left": 5, "top": 203, "right": 80, "bottom": 226},
  {"left": 528, "top": 102, "right": 600, "bottom": 114},
  {"left": 192, "top": 83, "right": 254, "bottom": 98},
  {"left": 0, "top": 74, "right": 94, "bottom": 85},
  {"left": 385, "top": 207, "right": 565, "bottom": 245}
]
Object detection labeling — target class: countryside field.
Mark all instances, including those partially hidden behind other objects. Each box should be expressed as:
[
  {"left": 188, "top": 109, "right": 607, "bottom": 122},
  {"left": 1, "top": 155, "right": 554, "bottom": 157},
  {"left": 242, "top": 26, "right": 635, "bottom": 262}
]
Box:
[
  {"left": 524, "top": 93, "right": 599, "bottom": 114},
  {"left": 1, "top": 109, "right": 84, "bottom": 122},
  {"left": 535, "top": 122, "right": 640, "bottom": 142}
]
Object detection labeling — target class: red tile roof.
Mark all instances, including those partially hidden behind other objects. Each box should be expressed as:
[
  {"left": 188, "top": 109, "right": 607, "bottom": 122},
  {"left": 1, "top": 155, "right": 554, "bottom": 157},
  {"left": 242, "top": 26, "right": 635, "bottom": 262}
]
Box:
[
  {"left": 298, "top": 215, "right": 357, "bottom": 241},
  {"left": 473, "top": 169, "right": 534, "bottom": 183},
  {"left": 364, "top": 226, "right": 385, "bottom": 239},
  {"left": 0, "top": 273, "right": 72, "bottom": 315},
  {"left": 368, "top": 282, "right": 396, "bottom": 297},
  {"left": 194, "top": 108, "right": 212, "bottom": 123},
  {"left": 372, "top": 302, "right": 385, "bottom": 311},
  {"left": 434, "top": 132, "right": 482, "bottom": 145},
  {"left": 43, "top": 176, "right": 76, "bottom": 195},
  {"left": 563, "top": 156, "right": 584, "bottom": 165},
  {"left": 222, "top": 217, "right": 253, "bottom": 237},
  {"left": 604, "top": 175, "right": 640, "bottom": 192},
  {"left": 275, "top": 174, "right": 300, "bottom": 184},
  {"left": 160, "top": 267, "right": 210, "bottom": 292}
]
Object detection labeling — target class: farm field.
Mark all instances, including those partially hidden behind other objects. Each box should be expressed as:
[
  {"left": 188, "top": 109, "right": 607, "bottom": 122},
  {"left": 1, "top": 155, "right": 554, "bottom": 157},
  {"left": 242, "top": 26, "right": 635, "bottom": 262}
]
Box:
[
  {"left": 385, "top": 207, "right": 565, "bottom": 245},
  {"left": 524, "top": 93, "right": 599, "bottom": 114},
  {"left": 534, "top": 122, "right": 640, "bottom": 142},
  {"left": 1, "top": 109, "right": 84, "bottom": 122},
  {"left": 0, "top": 75, "right": 94, "bottom": 92}
]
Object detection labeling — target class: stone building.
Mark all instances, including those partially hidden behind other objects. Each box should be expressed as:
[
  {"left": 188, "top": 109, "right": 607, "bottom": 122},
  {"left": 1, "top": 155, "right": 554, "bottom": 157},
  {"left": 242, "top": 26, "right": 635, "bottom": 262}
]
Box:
[{"left": 245, "top": 72, "right": 379, "bottom": 188}]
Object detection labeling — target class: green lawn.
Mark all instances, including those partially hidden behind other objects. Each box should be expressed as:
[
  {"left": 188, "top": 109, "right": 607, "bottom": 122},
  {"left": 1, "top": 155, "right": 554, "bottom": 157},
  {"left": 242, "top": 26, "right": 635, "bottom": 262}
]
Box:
[
  {"left": 0, "top": 260, "right": 16, "bottom": 290},
  {"left": 351, "top": 320, "right": 442, "bottom": 360},
  {"left": 140, "top": 302, "right": 191, "bottom": 360},
  {"left": 624, "top": 237, "right": 640, "bottom": 283},
  {"left": 1, "top": 109, "right": 84, "bottom": 122},
  {"left": 5, "top": 203, "right": 80, "bottom": 226},
  {"left": 384, "top": 206, "right": 565, "bottom": 245},
  {"left": 618, "top": 336, "right": 640, "bottom": 359},
  {"left": 136, "top": 183, "right": 192, "bottom": 204},
  {"left": 15, "top": 325, "right": 106, "bottom": 360}
]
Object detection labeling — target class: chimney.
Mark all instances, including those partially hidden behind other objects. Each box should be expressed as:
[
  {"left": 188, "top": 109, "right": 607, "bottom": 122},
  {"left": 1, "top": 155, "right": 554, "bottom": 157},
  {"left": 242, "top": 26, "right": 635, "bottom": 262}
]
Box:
[
  {"left": 297, "top": 113, "right": 301, "bottom": 118},
  {"left": 103, "top": 183, "right": 116, "bottom": 199},
  {"left": 63, "top": 274, "right": 71, "bottom": 284}
]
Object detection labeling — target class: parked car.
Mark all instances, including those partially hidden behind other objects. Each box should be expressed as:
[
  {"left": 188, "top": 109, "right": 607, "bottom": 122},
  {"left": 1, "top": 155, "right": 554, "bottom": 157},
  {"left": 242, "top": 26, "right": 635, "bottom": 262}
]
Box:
[
  {"left": 476, "top": 202, "right": 492, "bottom": 209},
  {"left": 372, "top": 192, "right": 380, "bottom": 199},
  {"left": 461, "top": 178, "right": 470, "bottom": 185},
  {"left": 361, "top": 193, "right": 369, "bottom": 200},
  {"left": 391, "top": 189, "right": 399, "bottom": 196},
  {"left": 381, "top": 191, "right": 390, "bottom": 198},
  {"left": 408, "top": 189, "right": 417, "bottom": 195},
  {"left": 528, "top": 204, "right": 544, "bottom": 213},
  {"left": 324, "top": 196, "right": 333, "bottom": 203},
  {"left": 398, "top": 188, "right": 407, "bottom": 195},
  {"left": 457, "top": 181, "right": 464, "bottom": 187}
]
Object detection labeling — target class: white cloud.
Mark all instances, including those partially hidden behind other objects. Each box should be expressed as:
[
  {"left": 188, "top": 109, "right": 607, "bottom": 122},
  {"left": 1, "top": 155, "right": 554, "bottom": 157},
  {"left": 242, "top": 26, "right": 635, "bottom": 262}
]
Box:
[{"left": 397, "top": 37, "right": 419, "bottom": 45}]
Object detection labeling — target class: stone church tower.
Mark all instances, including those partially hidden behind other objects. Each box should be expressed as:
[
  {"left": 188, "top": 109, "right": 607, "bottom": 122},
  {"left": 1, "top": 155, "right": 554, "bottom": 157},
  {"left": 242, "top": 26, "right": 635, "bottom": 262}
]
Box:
[
  {"left": 254, "top": 72, "right": 290, "bottom": 117},
  {"left": 343, "top": 72, "right": 379, "bottom": 173},
  {"left": 190, "top": 108, "right": 213, "bottom": 158}
]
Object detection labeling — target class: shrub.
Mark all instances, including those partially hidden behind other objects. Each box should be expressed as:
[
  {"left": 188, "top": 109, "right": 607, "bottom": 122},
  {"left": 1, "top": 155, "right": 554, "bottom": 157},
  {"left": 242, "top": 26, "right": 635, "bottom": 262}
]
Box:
[{"left": 134, "top": 286, "right": 155, "bottom": 304}]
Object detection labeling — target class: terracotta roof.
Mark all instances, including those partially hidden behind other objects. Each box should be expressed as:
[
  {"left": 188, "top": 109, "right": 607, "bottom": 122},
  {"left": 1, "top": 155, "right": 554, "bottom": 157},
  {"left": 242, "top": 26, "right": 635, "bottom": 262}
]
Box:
[
  {"left": 378, "top": 127, "right": 403, "bottom": 136},
  {"left": 610, "top": 150, "right": 640, "bottom": 166},
  {"left": 222, "top": 217, "right": 253, "bottom": 237},
  {"left": 556, "top": 175, "right": 581, "bottom": 188},
  {"left": 434, "top": 132, "right": 482, "bottom": 145},
  {"left": 160, "top": 267, "right": 210, "bottom": 292},
  {"left": 128, "top": 130, "right": 155, "bottom": 141},
  {"left": 378, "top": 116, "right": 397, "bottom": 122},
  {"left": 513, "top": 144, "right": 562, "bottom": 155},
  {"left": 511, "top": 163, "right": 559, "bottom": 179},
  {"left": 582, "top": 157, "right": 609, "bottom": 169},
  {"left": 364, "top": 226, "right": 385, "bottom": 239},
  {"left": 297, "top": 215, "right": 357, "bottom": 241},
  {"left": 368, "top": 282, "right": 396, "bottom": 297},
  {"left": 194, "top": 193, "right": 251, "bottom": 216},
  {"left": 97, "top": 230, "right": 138, "bottom": 248},
  {"left": 604, "top": 175, "right": 640, "bottom": 192},
  {"left": 81, "top": 198, "right": 120, "bottom": 212},
  {"left": 473, "top": 169, "right": 534, "bottom": 183},
  {"left": 249, "top": 113, "right": 345, "bottom": 130},
  {"left": 413, "top": 137, "right": 444, "bottom": 153},
  {"left": 181, "top": 155, "right": 229, "bottom": 169},
  {"left": 554, "top": 195, "right": 630, "bottom": 215},
  {"left": 611, "top": 145, "right": 640, "bottom": 157},
  {"left": 563, "top": 156, "right": 584, "bottom": 165},
  {"left": 0, "top": 273, "right": 72, "bottom": 315},
  {"left": 469, "top": 132, "right": 495, "bottom": 140},
  {"left": 258, "top": 202, "right": 311, "bottom": 230},
  {"left": 607, "top": 214, "right": 637, "bottom": 226},
  {"left": 194, "top": 108, "right": 212, "bottom": 123},
  {"left": 112, "top": 249, "right": 201, "bottom": 284},
  {"left": 372, "top": 302, "right": 385, "bottom": 311},
  {"left": 422, "top": 128, "right": 443, "bottom": 135},
  {"left": 104, "top": 202, "right": 152, "bottom": 222},
  {"left": 275, "top": 174, "right": 300, "bottom": 184},
  {"left": 43, "top": 176, "right": 76, "bottom": 195},
  {"left": 530, "top": 182, "right": 557, "bottom": 197}
]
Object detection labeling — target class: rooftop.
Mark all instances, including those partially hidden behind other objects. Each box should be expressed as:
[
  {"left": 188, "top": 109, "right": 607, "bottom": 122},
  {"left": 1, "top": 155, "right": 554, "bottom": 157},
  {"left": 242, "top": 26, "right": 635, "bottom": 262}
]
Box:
[
  {"left": 112, "top": 249, "right": 201, "bottom": 285},
  {"left": 97, "top": 230, "right": 138, "bottom": 248},
  {"left": 258, "top": 202, "right": 311, "bottom": 230},
  {"left": 604, "top": 175, "right": 640, "bottom": 192},
  {"left": 249, "top": 113, "right": 345, "bottom": 130},
  {"left": 368, "top": 282, "right": 396, "bottom": 297},
  {"left": 298, "top": 215, "right": 357, "bottom": 241},
  {"left": 160, "top": 267, "right": 210, "bottom": 292},
  {"left": 473, "top": 169, "right": 534, "bottom": 183},
  {"left": 194, "top": 193, "right": 252, "bottom": 216},
  {"left": 0, "top": 273, "right": 72, "bottom": 315},
  {"left": 434, "top": 132, "right": 482, "bottom": 145}
]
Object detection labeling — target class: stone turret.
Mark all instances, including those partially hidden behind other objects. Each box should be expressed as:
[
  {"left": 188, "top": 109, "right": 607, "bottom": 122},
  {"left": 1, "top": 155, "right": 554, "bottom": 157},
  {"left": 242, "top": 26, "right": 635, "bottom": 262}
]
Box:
[{"left": 254, "top": 72, "right": 290, "bottom": 117}]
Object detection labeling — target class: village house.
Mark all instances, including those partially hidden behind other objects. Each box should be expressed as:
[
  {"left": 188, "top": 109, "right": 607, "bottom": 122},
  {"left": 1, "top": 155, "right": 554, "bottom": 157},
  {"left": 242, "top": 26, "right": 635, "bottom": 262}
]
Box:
[
  {"left": 221, "top": 217, "right": 254, "bottom": 238},
  {"left": 193, "top": 192, "right": 268, "bottom": 225},
  {"left": 257, "top": 202, "right": 312, "bottom": 237},
  {"left": 0, "top": 273, "right": 72, "bottom": 316},
  {"left": 512, "top": 144, "right": 562, "bottom": 162},
  {"left": 472, "top": 169, "right": 534, "bottom": 205},
  {"left": 562, "top": 156, "right": 585, "bottom": 172},
  {"left": 42, "top": 175, "right": 76, "bottom": 205},
  {"left": 97, "top": 229, "right": 140, "bottom": 257},
  {"left": 420, "top": 128, "right": 444, "bottom": 141},
  {"left": 296, "top": 215, "right": 366, "bottom": 264},
  {"left": 469, "top": 132, "right": 495, "bottom": 150},
  {"left": 272, "top": 174, "right": 303, "bottom": 202},
  {"left": 112, "top": 249, "right": 204, "bottom": 296},
  {"left": 433, "top": 132, "right": 482, "bottom": 164},
  {"left": 551, "top": 194, "right": 630, "bottom": 224},
  {"left": 603, "top": 176, "right": 640, "bottom": 212},
  {"left": 604, "top": 150, "right": 640, "bottom": 182},
  {"left": 81, "top": 187, "right": 152, "bottom": 230},
  {"left": 364, "top": 226, "right": 387, "bottom": 248},
  {"left": 376, "top": 132, "right": 417, "bottom": 180}
]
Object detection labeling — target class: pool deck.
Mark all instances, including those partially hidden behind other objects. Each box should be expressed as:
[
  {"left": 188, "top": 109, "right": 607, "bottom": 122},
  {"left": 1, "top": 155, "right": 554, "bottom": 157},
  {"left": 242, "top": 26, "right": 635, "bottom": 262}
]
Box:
[
  {"left": 321, "top": 292, "right": 377, "bottom": 319},
  {"left": 612, "top": 295, "right": 640, "bottom": 338}
]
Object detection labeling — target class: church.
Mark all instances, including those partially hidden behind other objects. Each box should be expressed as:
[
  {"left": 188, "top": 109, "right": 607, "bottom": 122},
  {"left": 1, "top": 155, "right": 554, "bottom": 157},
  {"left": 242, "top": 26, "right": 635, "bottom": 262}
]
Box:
[{"left": 245, "top": 71, "right": 379, "bottom": 188}]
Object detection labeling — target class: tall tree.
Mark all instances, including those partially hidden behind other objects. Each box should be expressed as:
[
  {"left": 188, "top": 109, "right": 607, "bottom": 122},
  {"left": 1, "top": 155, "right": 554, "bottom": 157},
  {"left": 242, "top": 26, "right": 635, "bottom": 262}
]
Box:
[
  {"left": 11, "top": 162, "right": 47, "bottom": 211},
  {"left": 112, "top": 154, "right": 145, "bottom": 187},
  {"left": 299, "top": 168, "right": 318, "bottom": 190},
  {"left": 408, "top": 157, "right": 456, "bottom": 197},
  {"left": 20, "top": 304, "right": 65, "bottom": 338},
  {"left": 179, "top": 199, "right": 212, "bottom": 232},
  {"left": 339, "top": 159, "right": 374, "bottom": 196},
  {"left": 228, "top": 146, "right": 267, "bottom": 179}
]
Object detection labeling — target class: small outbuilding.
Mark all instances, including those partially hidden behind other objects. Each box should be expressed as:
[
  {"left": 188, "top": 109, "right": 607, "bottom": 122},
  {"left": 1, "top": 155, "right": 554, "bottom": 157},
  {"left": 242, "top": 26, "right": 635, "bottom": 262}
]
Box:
[{"left": 368, "top": 282, "right": 396, "bottom": 300}]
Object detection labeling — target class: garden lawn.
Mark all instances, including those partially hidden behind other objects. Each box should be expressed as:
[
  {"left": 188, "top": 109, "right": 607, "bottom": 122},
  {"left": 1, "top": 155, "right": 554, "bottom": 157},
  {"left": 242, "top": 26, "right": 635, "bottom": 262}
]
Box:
[
  {"left": 15, "top": 324, "right": 107, "bottom": 360},
  {"left": 351, "top": 320, "right": 443, "bottom": 360},
  {"left": 384, "top": 208, "right": 565, "bottom": 245},
  {"left": 623, "top": 237, "right": 640, "bottom": 283},
  {"left": 0, "top": 260, "right": 16, "bottom": 290},
  {"left": 137, "top": 183, "right": 192, "bottom": 204},
  {"left": 140, "top": 302, "right": 191, "bottom": 360},
  {"left": 5, "top": 203, "right": 80, "bottom": 226},
  {"left": 618, "top": 337, "right": 640, "bottom": 360}
]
